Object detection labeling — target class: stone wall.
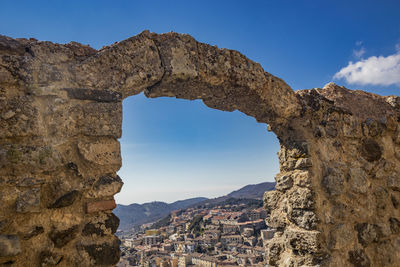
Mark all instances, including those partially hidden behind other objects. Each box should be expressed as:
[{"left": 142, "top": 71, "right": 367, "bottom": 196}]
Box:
[{"left": 0, "top": 31, "right": 399, "bottom": 266}]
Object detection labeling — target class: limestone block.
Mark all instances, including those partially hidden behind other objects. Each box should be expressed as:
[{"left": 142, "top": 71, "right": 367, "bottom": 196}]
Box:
[
  {"left": 275, "top": 174, "right": 293, "bottom": 192},
  {"left": 264, "top": 190, "right": 282, "bottom": 214},
  {"left": 292, "top": 170, "right": 312, "bottom": 188},
  {"left": 78, "top": 140, "right": 121, "bottom": 166},
  {"left": 265, "top": 236, "right": 284, "bottom": 266},
  {"left": 87, "top": 175, "right": 123, "bottom": 198},
  {"left": 288, "top": 209, "right": 317, "bottom": 230},
  {"left": 0, "top": 235, "right": 21, "bottom": 257},
  {"left": 68, "top": 102, "right": 122, "bottom": 138},
  {"left": 285, "top": 229, "right": 321, "bottom": 255},
  {"left": 288, "top": 187, "right": 314, "bottom": 209}
]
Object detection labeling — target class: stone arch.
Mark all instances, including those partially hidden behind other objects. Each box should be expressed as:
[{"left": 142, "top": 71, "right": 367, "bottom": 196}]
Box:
[{"left": 0, "top": 32, "right": 399, "bottom": 266}]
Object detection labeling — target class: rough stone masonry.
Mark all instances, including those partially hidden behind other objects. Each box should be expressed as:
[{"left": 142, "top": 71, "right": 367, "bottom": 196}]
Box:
[{"left": 0, "top": 31, "right": 399, "bottom": 266}]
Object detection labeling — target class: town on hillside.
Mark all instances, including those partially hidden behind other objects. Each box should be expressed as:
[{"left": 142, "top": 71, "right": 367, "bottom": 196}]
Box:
[{"left": 117, "top": 201, "right": 276, "bottom": 267}]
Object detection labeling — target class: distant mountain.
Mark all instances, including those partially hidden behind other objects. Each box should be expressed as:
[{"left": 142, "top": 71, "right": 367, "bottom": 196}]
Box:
[
  {"left": 227, "top": 182, "right": 275, "bottom": 199},
  {"left": 115, "top": 197, "right": 207, "bottom": 231},
  {"left": 190, "top": 181, "right": 276, "bottom": 208},
  {"left": 115, "top": 181, "right": 276, "bottom": 231}
]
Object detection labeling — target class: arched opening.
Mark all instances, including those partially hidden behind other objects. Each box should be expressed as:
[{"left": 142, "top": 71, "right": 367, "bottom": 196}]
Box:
[
  {"left": 117, "top": 93, "right": 279, "bottom": 205},
  {"left": 115, "top": 92, "right": 281, "bottom": 265}
]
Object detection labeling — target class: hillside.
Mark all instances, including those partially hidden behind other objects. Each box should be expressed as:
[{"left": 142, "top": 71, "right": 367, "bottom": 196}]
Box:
[
  {"left": 115, "top": 181, "right": 275, "bottom": 231},
  {"left": 227, "top": 182, "right": 276, "bottom": 199},
  {"left": 115, "top": 197, "right": 207, "bottom": 230}
]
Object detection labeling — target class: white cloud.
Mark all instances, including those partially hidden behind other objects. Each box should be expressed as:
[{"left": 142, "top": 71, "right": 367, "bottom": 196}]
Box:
[
  {"left": 355, "top": 40, "right": 363, "bottom": 46},
  {"left": 353, "top": 41, "right": 366, "bottom": 59},
  {"left": 353, "top": 46, "right": 366, "bottom": 58},
  {"left": 334, "top": 51, "right": 400, "bottom": 86}
]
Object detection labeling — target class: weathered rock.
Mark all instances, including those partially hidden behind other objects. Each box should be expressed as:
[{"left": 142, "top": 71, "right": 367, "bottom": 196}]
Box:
[
  {"left": 39, "top": 251, "right": 63, "bottom": 267},
  {"left": 88, "top": 175, "right": 123, "bottom": 198},
  {"left": 288, "top": 209, "right": 317, "bottom": 230},
  {"left": 349, "top": 168, "right": 368, "bottom": 194},
  {"left": 275, "top": 174, "right": 293, "bottom": 192},
  {"left": 348, "top": 249, "right": 371, "bottom": 267},
  {"left": 17, "top": 177, "right": 45, "bottom": 187},
  {"left": 360, "top": 139, "right": 382, "bottom": 162},
  {"left": 285, "top": 229, "right": 320, "bottom": 255},
  {"left": 355, "top": 223, "right": 383, "bottom": 247},
  {"left": 82, "top": 238, "right": 120, "bottom": 266},
  {"left": 23, "top": 226, "right": 44, "bottom": 240},
  {"left": 48, "top": 190, "right": 80, "bottom": 209},
  {"left": 78, "top": 139, "right": 121, "bottom": 166},
  {"left": 48, "top": 226, "right": 78, "bottom": 248},
  {"left": 15, "top": 188, "right": 40, "bottom": 213},
  {"left": 294, "top": 158, "right": 312, "bottom": 169},
  {"left": 387, "top": 174, "right": 400, "bottom": 191},
  {"left": 62, "top": 88, "right": 122, "bottom": 103},
  {"left": 389, "top": 217, "right": 400, "bottom": 234},
  {"left": 0, "top": 235, "right": 21, "bottom": 257},
  {"left": 322, "top": 168, "right": 344, "bottom": 196},
  {"left": 0, "top": 33, "right": 399, "bottom": 267},
  {"left": 82, "top": 213, "right": 119, "bottom": 237},
  {"left": 288, "top": 187, "right": 314, "bottom": 209}
]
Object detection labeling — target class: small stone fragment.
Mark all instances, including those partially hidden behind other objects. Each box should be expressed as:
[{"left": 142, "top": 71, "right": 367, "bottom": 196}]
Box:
[
  {"left": 0, "top": 235, "right": 21, "bottom": 257},
  {"left": 2, "top": 110, "right": 16, "bottom": 120},
  {"left": 48, "top": 190, "right": 80, "bottom": 209},
  {"left": 348, "top": 249, "right": 371, "bottom": 267},
  {"left": 389, "top": 217, "right": 400, "bottom": 234},
  {"left": 23, "top": 226, "right": 44, "bottom": 240},
  {"left": 39, "top": 250, "right": 63, "bottom": 266},
  {"left": 387, "top": 174, "right": 400, "bottom": 191},
  {"left": 17, "top": 177, "right": 45, "bottom": 187},
  {"left": 48, "top": 226, "right": 78, "bottom": 248}
]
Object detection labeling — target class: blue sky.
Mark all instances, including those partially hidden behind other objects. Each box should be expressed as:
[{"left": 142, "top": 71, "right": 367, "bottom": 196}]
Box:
[{"left": 1, "top": 0, "right": 399, "bottom": 203}]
